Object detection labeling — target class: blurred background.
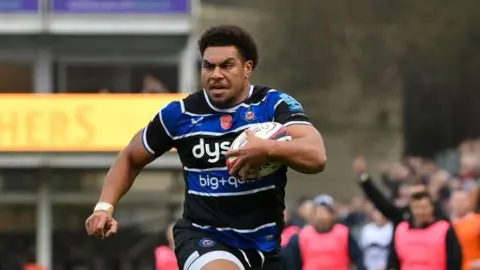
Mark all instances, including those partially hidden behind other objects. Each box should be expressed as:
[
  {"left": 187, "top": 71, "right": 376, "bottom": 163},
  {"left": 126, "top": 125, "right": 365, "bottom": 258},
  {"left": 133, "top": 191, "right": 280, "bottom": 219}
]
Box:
[{"left": 1, "top": 0, "right": 480, "bottom": 269}]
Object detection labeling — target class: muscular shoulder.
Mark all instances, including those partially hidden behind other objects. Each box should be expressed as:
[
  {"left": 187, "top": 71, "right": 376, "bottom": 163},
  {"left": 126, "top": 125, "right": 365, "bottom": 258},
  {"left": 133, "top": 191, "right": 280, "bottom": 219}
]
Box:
[{"left": 250, "top": 85, "right": 311, "bottom": 125}]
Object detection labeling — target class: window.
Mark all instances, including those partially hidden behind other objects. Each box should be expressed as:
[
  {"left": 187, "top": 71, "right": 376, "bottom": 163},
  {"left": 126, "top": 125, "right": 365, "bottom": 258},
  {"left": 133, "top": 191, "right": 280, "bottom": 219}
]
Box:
[
  {"left": 130, "top": 63, "right": 178, "bottom": 93},
  {"left": 60, "top": 64, "right": 119, "bottom": 93},
  {"left": 0, "top": 63, "right": 33, "bottom": 93},
  {"left": 0, "top": 169, "right": 83, "bottom": 192},
  {"left": 56, "top": 62, "right": 179, "bottom": 93}
]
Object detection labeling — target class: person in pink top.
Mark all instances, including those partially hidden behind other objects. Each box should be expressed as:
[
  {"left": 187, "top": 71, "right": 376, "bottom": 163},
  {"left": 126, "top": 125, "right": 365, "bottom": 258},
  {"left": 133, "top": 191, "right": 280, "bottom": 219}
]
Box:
[
  {"left": 281, "top": 208, "right": 301, "bottom": 247},
  {"left": 282, "top": 194, "right": 366, "bottom": 270},
  {"left": 387, "top": 191, "right": 462, "bottom": 270},
  {"left": 155, "top": 222, "right": 178, "bottom": 270}
]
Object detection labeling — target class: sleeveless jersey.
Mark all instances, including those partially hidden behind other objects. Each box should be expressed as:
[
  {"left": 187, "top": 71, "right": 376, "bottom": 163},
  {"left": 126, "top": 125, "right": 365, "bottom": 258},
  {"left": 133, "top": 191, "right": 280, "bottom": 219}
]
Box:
[
  {"left": 142, "top": 85, "right": 311, "bottom": 252},
  {"left": 299, "top": 224, "right": 350, "bottom": 270},
  {"left": 395, "top": 220, "right": 449, "bottom": 270}
]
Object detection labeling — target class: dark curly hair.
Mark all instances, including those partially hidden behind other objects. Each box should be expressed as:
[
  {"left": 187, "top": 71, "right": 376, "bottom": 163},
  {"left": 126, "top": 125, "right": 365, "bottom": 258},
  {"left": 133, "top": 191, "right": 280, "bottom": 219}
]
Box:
[
  {"left": 198, "top": 25, "right": 259, "bottom": 69},
  {"left": 410, "top": 190, "right": 433, "bottom": 202}
]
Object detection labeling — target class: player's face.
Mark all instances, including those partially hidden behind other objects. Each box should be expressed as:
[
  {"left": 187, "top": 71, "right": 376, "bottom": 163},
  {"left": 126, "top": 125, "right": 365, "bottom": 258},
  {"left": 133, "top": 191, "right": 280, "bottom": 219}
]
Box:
[{"left": 201, "top": 46, "right": 253, "bottom": 108}]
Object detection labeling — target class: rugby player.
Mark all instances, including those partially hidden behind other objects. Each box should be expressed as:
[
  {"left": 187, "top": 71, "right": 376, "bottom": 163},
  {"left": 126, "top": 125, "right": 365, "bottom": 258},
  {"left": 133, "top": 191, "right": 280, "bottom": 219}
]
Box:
[{"left": 85, "top": 25, "right": 327, "bottom": 270}]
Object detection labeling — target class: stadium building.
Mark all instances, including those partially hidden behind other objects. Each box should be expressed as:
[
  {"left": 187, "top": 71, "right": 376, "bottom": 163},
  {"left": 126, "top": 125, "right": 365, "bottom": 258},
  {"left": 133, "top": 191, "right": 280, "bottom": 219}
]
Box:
[{"left": 0, "top": 0, "right": 197, "bottom": 268}]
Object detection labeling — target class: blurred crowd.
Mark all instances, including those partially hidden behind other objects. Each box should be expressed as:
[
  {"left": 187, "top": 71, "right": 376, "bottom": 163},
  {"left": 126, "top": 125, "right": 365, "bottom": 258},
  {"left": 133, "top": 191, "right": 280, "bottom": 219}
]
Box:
[{"left": 277, "top": 138, "right": 480, "bottom": 270}]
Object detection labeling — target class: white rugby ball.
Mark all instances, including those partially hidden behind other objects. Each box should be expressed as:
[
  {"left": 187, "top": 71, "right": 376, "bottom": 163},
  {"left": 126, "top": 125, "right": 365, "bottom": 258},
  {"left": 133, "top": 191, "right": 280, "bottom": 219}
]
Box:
[{"left": 226, "top": 122, "right": 292, "bottom": 178}]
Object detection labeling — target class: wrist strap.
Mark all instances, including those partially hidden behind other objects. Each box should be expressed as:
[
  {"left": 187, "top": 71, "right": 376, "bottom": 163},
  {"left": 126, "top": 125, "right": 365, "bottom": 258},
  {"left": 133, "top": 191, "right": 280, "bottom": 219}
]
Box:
[
  {"left": 94, "top": 202, "right": 114, "bottom": 216},
  {"left": 360, "top": 172, "right": 369, "bottom": 182}
]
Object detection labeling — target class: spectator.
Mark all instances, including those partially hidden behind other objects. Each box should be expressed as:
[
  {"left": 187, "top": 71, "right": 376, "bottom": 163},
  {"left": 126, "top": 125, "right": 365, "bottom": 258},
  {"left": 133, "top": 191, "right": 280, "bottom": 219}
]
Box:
[
  {"left": 283, "top": 195, "right": 366, "bottom": 270},
  {"left": 142, "top": 75, "right": 170, "bottom": 93},
  {"left": 359, "top": 208, "right": 393, "bottom": 270},
  {"left": 379, "top": 162, "right": 412, "bottom": 199},
  {"left": 280, "top": 208, "right": 301, "bottom": 248},
  {"left": 155, "top": 222, "right": 177, "bottom": 270},
  {"left": 450, "top": 189, "right": 480, "bottom": 270},
  {"left": 387, "top": 191, "right": 462, "bottom": 270},
  {"left": 294, "top": 197, "right": 315, "bottom": 227},
  {"left": 343, "top": 196, "right": 368, "bottom": 239},
  {"left": 352, "top": 156, "right": 448, "bottom": 224},
  {"left": 98, "top": 88, "right": 112, "bottom": 93}
]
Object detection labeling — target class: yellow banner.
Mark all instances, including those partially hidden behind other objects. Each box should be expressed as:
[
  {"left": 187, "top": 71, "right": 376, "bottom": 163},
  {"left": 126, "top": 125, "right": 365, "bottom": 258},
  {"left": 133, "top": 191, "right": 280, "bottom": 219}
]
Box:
[{"left": 0, "top": 94, "right": 187, "bottom": 152}]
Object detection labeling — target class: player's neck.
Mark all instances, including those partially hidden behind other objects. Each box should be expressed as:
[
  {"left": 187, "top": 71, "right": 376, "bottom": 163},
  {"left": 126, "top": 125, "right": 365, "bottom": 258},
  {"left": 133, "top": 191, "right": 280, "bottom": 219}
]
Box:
[
  {"left": 233, "top": 84, "right": 251, "bottom": 104},
  {"left": 218, "top": 84, "right": 252, "bottom": 109}
]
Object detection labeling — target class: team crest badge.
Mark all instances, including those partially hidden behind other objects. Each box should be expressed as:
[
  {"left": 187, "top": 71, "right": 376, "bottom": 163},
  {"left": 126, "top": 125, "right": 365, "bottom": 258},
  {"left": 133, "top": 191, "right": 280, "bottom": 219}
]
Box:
[
  {"left": 220, "top": 114, "right": 233, "bottom": 130},
  {"left": 199, "top": 238, "right": 216, "bottom": 248},
  {"left": 244, "top": 111, "right": 255, "bottom": 121}
]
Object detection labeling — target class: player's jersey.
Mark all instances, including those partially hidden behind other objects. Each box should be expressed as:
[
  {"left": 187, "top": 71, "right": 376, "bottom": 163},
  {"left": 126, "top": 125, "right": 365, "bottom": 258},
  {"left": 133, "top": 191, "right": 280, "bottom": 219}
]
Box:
[{"left": 142, "top": 85, "right": 311, "bottom": 252}]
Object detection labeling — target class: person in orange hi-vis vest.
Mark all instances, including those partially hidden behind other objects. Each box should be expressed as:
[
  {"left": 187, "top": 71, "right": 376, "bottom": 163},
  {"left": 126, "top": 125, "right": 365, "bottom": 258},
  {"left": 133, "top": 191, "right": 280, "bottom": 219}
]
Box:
[
  {"left": 155, "top": 222, "right": 178, "bottom": 270},
  {"left": 282, "top": 194, "right": 366, "bottom": 270},
  {"left": 450, "top": 189, "right": 480, "bottom": 270},
  {"left": 23, "top": 263, "right": 44, "bottom": 270},
  {"left": 387, "top": 191, "right": 462, "bottom": 270}
]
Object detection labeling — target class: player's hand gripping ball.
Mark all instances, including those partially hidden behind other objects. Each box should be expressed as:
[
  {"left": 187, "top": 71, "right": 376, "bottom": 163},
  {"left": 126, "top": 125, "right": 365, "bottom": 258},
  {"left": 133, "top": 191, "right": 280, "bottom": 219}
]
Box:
[{"left": 226, "top": 122, "right": 292, "bottom": 179}]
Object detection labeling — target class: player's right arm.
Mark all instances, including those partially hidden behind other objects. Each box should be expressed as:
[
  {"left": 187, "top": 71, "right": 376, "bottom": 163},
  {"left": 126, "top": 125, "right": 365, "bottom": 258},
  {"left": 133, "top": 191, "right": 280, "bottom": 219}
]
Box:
[
  {"left": 86, "top": 101, "right": 180, "bottom": 238},
  {"left": 98, "top": 111, "right": 174, "bottom": 206}
]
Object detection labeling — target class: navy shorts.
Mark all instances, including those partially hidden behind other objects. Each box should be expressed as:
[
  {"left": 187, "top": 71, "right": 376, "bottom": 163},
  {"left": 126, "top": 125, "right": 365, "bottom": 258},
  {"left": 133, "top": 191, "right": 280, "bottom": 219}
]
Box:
[{"left": 173, "top": 219, "right": 281, "bottom": 270}]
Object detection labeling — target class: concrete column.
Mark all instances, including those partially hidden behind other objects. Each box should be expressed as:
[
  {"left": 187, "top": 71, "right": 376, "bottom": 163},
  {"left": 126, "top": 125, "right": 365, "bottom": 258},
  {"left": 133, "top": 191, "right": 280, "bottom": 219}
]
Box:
[
  {"left": 178, "top": 35, "right": 198, "bottom": 93},
  {"left": 36, "top": 178, "right": 52, "bottom": 270},
  {"left": 33, "top": 47, "right": 53, "bottom": 93}
]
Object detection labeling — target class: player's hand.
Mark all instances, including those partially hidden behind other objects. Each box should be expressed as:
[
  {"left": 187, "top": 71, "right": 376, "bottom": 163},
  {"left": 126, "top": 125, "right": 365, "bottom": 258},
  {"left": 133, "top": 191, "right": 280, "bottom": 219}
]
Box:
[
  {"left": 85, "top": 211, "right": 118, "bottom": 239},
  {"left": 226, "top": 130, "right": 271, "bottom": 180}
]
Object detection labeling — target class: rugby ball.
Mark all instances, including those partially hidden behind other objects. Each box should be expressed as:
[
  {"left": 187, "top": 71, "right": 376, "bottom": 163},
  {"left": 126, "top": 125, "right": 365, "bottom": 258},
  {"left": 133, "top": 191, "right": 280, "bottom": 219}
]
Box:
[{"left": 226, "top": 122, "right": 292, "bottom": 178}]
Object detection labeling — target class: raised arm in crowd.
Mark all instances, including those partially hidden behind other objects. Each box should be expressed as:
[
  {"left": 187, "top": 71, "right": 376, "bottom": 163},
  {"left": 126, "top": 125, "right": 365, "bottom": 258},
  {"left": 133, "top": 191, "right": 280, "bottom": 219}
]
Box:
[{"left": 352, "top": 157, "right": 448, "bottom": 225}]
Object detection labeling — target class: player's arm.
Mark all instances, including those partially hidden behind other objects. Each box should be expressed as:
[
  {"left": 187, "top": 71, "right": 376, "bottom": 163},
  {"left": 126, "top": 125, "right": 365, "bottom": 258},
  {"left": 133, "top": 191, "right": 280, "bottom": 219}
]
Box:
[
  {"left": 98, "top": 105, "right": 175, "bottom": 207},
  {"left": 268, "top": 93, "right": 326, "bottom": 174},
  {"left": 268, "top": 124, "right": 326, "bottom": 174}
]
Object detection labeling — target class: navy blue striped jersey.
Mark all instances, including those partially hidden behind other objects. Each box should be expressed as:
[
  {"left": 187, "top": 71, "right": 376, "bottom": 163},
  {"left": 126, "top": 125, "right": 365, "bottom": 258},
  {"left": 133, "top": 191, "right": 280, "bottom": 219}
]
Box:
[{"left": 142, "top": 85, "right": 312, "bottom": 252}]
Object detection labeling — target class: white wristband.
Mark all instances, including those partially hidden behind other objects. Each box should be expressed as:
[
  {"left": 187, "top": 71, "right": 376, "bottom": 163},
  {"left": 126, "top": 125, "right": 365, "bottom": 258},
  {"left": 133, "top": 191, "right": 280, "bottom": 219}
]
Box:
[
  {"left": 94, "top": 202, "right": 114, "bottom": 216},
  {"left": 360, "top": 172, "right": 369, "bottom": 182}
]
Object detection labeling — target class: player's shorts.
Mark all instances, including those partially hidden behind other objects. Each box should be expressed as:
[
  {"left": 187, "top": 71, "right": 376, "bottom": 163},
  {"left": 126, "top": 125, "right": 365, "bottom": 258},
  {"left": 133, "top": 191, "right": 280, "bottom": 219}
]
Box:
[{"left": 173, "top": 219, "right": 281, "bottom": 270}]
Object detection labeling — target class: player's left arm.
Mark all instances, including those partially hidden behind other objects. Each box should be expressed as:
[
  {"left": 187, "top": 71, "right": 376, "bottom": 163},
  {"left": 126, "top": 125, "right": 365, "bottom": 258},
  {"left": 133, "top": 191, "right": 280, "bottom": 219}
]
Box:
[{"left": 268, "top": 92, "right": 327, "bottom": 174}]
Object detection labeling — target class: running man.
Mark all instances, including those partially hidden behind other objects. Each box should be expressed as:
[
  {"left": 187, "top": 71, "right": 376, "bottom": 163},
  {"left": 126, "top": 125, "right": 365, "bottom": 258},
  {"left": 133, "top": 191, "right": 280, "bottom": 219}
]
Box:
[{"left": 85, "top": 25, "right": 327, "bottom": 270}]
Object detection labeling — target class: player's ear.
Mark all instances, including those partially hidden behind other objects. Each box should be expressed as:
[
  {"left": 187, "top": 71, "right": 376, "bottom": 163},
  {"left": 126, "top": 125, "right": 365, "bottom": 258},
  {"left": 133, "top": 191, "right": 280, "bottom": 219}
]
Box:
[{"left": 244, "top": 60, "right": 253, "bottom": 78}]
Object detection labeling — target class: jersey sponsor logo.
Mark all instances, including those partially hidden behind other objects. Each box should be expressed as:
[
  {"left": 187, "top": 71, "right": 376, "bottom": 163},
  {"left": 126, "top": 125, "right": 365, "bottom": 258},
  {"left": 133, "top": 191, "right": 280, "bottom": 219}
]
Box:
[
  {"left": 279, "top": 92, "right": 303, "bottom": 112},
  {"left": 192, "top": 138, "right": 230, "bottom": 163},
  {"left": 199, "top": 174, "right": 250, "bottom": 190},
  {"left": 199, "top": 238, "right": 216, "bottom": 247},
  {"left": 220, "top": 114, "right": 233, "bottom": 130}
]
